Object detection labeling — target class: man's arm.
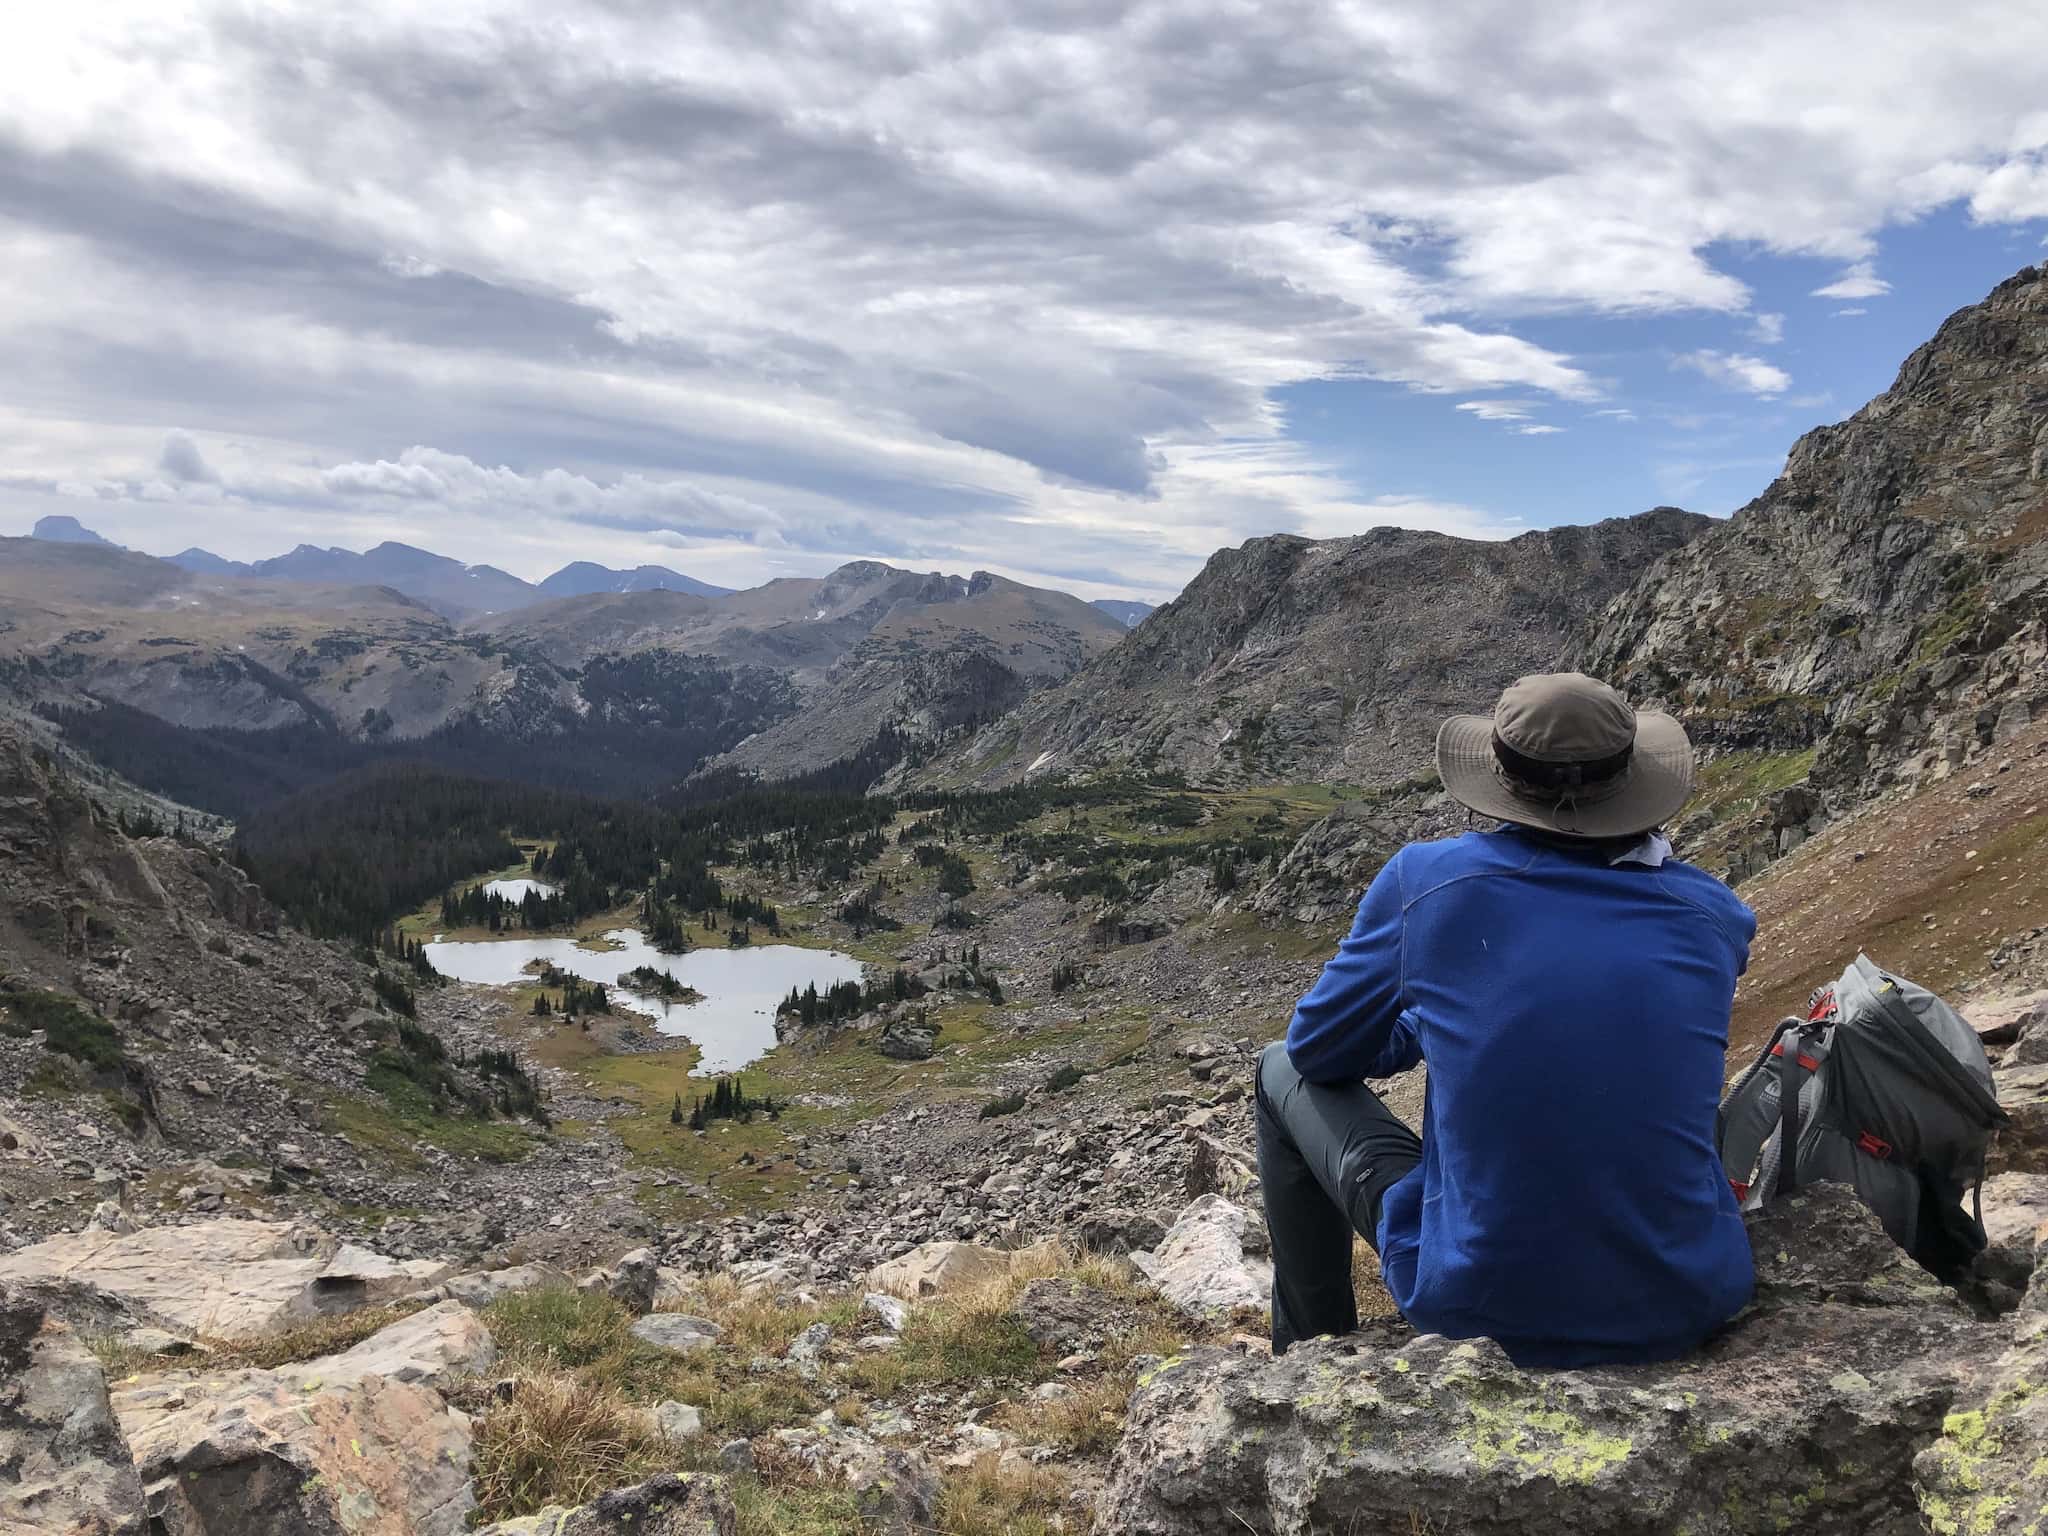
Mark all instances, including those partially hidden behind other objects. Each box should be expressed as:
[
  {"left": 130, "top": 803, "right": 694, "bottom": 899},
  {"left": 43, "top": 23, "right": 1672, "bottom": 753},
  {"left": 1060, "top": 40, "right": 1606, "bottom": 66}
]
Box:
[{"left": 1285, "top": 850, "right": 1419, "bottom": 1083}]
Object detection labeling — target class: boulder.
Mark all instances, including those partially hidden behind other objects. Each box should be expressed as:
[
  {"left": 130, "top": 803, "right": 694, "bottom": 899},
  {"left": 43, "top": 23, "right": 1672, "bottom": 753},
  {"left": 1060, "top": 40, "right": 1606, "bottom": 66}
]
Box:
[
  {"left": 876, "top": 1017, "right": 937, "bottom": 1060},
  {"left": 0, "top": 1221, "right": 427, "bottom": 1339},
  {"left": 439, "top": 1263, "right": 572, "bottom": 1309},
  {"left": 629, "top": 1313, "right": 723, "bottom": 1354},
  {"left": 471, "top": 1472, "right": 736, "bottom": 1535},
  {"left": 115, "top": 1366, "right": 475, "bottom": 1536},
  {"left": 579, "top": 1248, "right": 661, "bottom": 1314},
  {"left": 0, "top": 1283, "right": 148, "bottom": 1535},
  {"left": 306, "top": 1299, "right": 496, "bottom": 1390},
  {"left": 1010, "top": 1277, "right": 1142, "bottom": 1356},
  {"left": 654, "top": 1401, "right": 704, "bottom": 1442},
  {"left": 1991, "top": 990, "right": 2048, "bottom": 1067},
  {"left": 1076, "top": 1207, "right": 1168, "bottom": 1258},
  {"left": 1967, "top": 990, "right": 2048, "bottom": 1050},
  {"left": 1918, "top": 1222, "right": 2048, "bottom": 1532},
  {"left": 316, "top": 1244, "right": 456, "bottom": 1308},
  {"left": 1100, "top": 1186, "right": 1976, "bottom": 1535},
  {"left": 1974, "top": 1172, "right": 2048, "bottom": 1295},
  {"left": 865, "top": 1240, "right": 1011, "bottom": 1299},
  {"left": 1990, "top": 1065, "right": 2048, "bottom": 1175},
  {"left": 862, "top": 1292, "right": 909, "bottom": 1333},
  {"left": 1127, "top": 1194, "right": 1271, "bottom": 1318}
]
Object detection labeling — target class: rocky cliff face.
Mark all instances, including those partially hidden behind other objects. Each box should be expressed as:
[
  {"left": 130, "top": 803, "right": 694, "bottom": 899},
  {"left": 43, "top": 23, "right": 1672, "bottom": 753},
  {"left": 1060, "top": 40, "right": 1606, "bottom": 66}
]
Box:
[
  {"left": 943, "top": 509, "right": 1712, "bottom": 790},
  {"left": 1577, "top": 265, "right": 2048, "bottom": 870}
]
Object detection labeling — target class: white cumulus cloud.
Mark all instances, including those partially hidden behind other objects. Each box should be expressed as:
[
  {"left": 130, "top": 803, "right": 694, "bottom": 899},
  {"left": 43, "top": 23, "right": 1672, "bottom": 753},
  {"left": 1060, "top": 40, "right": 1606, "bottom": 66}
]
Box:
[
  {"left": 1674, "top": 350, "right": 1793, "bottom": 397},
  {"left": 1811, "top": 261, "right": 1892, "bottom": 300}
]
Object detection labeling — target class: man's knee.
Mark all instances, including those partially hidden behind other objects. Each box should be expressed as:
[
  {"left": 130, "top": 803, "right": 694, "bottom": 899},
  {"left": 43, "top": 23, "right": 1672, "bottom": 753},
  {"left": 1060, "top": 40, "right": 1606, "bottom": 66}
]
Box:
[{"left": 1255, "top": 1040, "right": 1294, "bottom": 1119}]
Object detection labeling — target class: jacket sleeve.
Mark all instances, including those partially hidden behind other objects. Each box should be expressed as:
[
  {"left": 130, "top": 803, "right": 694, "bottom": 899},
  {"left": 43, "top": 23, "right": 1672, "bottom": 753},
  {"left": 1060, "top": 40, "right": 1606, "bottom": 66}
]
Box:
[{"left": 1285, "top": 850, "right": 1418, "bottom": 1083}]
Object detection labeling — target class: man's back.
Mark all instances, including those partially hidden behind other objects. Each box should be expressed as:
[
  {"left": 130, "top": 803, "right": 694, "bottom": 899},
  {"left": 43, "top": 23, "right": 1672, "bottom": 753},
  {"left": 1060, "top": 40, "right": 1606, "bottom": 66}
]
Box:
[{"left": 1292, "top": 827, "right": 1756, "bottom": 1366}]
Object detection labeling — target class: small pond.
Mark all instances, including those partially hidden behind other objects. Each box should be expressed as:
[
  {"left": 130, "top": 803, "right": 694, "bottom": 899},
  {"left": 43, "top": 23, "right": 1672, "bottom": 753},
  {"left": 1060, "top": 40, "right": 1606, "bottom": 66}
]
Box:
[
  {"left": 480, "top": 878, "right": 559, "bottom": 901},
  {"left": 422, "top": 927, "right": 864, "bottom": 1075}
]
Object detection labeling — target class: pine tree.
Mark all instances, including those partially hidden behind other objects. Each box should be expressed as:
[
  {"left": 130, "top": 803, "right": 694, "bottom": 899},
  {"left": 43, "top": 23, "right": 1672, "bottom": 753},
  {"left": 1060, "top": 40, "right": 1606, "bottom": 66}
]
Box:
[{"left": 670, "top": 1093, "right": 684, "bottom": 1125}]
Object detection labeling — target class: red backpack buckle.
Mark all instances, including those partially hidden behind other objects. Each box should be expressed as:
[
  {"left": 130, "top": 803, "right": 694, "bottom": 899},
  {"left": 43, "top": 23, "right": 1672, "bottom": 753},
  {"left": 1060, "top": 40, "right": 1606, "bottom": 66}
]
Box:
[{"left": 1856, "top": 1131, "right": 1892, "bottom": 1160}]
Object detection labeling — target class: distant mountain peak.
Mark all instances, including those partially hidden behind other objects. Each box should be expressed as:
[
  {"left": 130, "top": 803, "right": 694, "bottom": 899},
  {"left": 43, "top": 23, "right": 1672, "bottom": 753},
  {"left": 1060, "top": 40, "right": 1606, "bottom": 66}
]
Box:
[
  {"left": 30, "top": 515, "right": 117, "bottom": 547},
  {"left": 536, "top": 561, "right": 733, "bottom": 600}
]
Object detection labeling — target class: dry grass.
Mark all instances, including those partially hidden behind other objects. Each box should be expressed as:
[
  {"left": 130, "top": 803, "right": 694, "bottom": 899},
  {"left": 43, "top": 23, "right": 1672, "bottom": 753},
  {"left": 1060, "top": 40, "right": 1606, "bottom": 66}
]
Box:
[
  {"left": 470, "top": 1370, "right": 670, "bottom": 1521},
  {"left": 933, "top": 1451, "right": 1073, "bottom": 1535},
  {"left": 201, "top": 1301, "right": 430, "bottom": 1371},
  {"left": 990, "top": 1376, "right": 1132, "bottom": 1456},
  {"left": 469, "top": 1249, "right": 1218, "bottom": 1527}
]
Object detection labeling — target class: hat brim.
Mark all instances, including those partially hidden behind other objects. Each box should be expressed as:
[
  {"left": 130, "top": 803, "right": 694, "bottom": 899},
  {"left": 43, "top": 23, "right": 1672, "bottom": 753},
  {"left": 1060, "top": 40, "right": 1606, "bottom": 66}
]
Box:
[{"left": 1435, "top": 710, "right": 1694, "bottom": 840}]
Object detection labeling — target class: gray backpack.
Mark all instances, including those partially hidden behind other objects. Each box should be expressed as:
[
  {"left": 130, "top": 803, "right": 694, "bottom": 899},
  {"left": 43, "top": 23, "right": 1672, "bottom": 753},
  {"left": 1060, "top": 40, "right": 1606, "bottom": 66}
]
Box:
[{"left": 1717, "top": 954, "right": 2008, "bottom": 1278}]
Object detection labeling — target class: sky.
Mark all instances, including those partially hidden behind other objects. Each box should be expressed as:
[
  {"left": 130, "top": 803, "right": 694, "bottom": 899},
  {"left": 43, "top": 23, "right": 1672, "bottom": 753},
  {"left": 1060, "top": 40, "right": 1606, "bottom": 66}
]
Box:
[{"left": 2, "top": 4, "right": 2047, "bottom": 603}]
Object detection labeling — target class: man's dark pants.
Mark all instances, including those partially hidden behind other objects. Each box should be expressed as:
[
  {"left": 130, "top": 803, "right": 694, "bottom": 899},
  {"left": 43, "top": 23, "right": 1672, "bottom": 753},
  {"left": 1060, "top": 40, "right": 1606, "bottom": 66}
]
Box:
[{"left": 1254, "top": 1040, "right": 1422, "bottom": 1353}]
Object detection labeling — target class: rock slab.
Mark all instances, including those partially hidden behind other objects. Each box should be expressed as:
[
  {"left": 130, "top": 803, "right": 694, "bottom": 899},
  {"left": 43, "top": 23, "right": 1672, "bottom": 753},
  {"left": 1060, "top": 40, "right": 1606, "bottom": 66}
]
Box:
[
  {"left": 0, "top": 1282, "right": 147, "bottom": 1535},
  {"left": 1101, "top": 1186, "right": 1976, "bottom": 1535},
  {"left": 115, "top": 1364, "right": 476, "bottom": 1536},
  {"left": 0, "top": 1221, "right": 437, "bottom": 1340}
]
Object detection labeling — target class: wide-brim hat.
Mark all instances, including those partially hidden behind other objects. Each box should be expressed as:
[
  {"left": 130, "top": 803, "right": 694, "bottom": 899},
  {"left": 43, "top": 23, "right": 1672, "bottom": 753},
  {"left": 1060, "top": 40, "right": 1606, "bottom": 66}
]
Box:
[{"left": 1435, "top": 671, "right": 1693, "bottom": 840}]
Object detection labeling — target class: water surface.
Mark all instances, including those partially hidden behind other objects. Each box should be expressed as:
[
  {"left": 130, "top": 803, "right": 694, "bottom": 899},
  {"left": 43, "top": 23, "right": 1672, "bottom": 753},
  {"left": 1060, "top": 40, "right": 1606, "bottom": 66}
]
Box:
[
  {"left": 423, "top": 927, "right": 863, "bottom": 1074},
  {"left": 480, "top": 878, "right": 559, "bottom": 901}
]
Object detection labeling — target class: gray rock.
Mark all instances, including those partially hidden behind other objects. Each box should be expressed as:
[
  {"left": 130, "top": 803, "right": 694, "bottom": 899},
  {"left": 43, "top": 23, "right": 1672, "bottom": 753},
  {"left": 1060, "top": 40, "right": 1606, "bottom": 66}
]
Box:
[
  {"left": 1101, "top": 1186, "right": 1976, "bottom": 1535},
  {"left": 1011, "top": 1277, "right": 1142, "bottom": 1356},
  {"left": 770, "top": 1425, "right": 939, "bottom": 1535},
  {"left": 471, "top": 1472, "right": 736, "bottom": 1535},
  {"left": 716, "top": 1439, "right": 755, "bottom": 1476},
  {"left": 0, "top": 1283, "right": 148, "bottom": 1535},
  {"left": 861, "top": 1292, "right": 909, "bottom": 1333},
  {"left": 1128, "top": 1194, "right": 1271, "bottom": 1318},
  {"left": 629, "top": 1313, "right": 724, "bottom": 1354},
  {"left": 654, "top": 1401, "right": 704, "bottom": 1442},
  {"left": 1076, "top": 1208, "right": 1169, "bottom": 1257},
  {"left": 439, "top": 1263, "right": 572, "bottom": 1309},
  {"left": 785, "top": 1321, "right": 832, "bottom": 1379}
]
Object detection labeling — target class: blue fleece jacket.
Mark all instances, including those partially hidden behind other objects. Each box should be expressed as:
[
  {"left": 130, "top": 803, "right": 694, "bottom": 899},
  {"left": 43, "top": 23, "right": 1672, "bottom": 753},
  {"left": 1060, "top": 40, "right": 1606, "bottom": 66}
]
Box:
[{"left": 1287, "top": 826, "right": 1757, "bottom": 1367}]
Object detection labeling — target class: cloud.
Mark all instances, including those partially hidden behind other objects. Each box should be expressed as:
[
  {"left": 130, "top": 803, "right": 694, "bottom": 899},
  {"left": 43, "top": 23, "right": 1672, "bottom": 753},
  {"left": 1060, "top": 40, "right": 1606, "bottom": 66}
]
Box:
[
  {"left": 1749, "top": 312, "right": 1786, "bottom": 345},
  {"left": 157, "top": 429, "right": 219, "bottom": 484},
  {"left": 1811, "top": 260, "right": 1891, "bottom": 300},
  {"left": 1, "top": 2, "right": 2047, "bottom": 592},
  {"left": 1591, "top": 408, "right": 1638, "bottom": 422},
  {"left": 1971, "top": 153, "right": 2048, "bottom": 221},
  {"left": 1674, "top": 350, "right": 1793, "bottom": 397},
  {"left": 1833, "top": 307, "right": 1869, "bottom": 317},
  {"left": 1456, "top": 399, "right": 1538, "bottom": 422},
  {"left": 1514, "top": 425, "right": 1565, "bottom": 436}
]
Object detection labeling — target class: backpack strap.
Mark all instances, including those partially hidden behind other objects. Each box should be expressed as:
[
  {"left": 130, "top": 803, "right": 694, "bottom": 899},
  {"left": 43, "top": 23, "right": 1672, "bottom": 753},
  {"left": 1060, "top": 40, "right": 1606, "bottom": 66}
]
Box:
[
  {"left": 1718, "top": 1019, "right": 1794, "bottom": 1200},
  {"left": 1776, "top": 1025, "right": 1804, "bottom": 1199}
]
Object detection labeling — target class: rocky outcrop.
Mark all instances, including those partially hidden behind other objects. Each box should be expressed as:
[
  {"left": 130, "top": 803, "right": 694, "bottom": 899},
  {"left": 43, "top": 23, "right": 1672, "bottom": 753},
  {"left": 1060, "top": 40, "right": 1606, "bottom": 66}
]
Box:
[
  {"left": 472, "top": 1473, "right": 737, "bottom": 1535},
  {"left": 308, "top": 1299, "right": 497, "bottom": 1390},
  {"left": 0, "top": 1282, "right": 147, "bottom": 1535},
  {"left": 114, "top": 1357, "right": 478, "bottom": 1535},
  {"left": 0, "top": 1221, "right": 444, "bottom": 1340},
  {"left": 1100, "top": 1186, "right": 1991, "bottom": 1535},
  {"left": 946, "top": 508, "right": 1711, "bottom": 790},
  {"left": 1577, "top": 266, "right": 2048, "bottom": 872}
]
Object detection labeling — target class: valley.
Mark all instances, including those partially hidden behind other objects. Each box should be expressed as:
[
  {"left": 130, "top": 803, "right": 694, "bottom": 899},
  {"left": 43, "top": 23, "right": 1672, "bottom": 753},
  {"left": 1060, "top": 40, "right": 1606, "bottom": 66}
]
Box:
[{"left": 3, "top": 264, "right": 2047, "bottom": 1535}]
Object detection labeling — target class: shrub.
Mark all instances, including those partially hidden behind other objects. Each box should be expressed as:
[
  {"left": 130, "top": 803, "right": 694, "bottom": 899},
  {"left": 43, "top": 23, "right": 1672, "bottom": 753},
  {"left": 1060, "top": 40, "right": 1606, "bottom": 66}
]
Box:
[
  {"left": 978, "top": 1091, "right": 1026, "bottom": 1120},
  {"left": 1043, "top": 1064, "right": 1084, "bottom": 1094},
  {"left": 0, "top": 986, "right": 128, "bottom": 1072}
]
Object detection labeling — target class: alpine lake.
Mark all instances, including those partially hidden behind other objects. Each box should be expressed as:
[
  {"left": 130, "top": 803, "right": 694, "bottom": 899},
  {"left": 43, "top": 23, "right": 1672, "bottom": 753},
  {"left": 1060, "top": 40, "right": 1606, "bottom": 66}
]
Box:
[{"left": 426, "top": 879, "right": 865, "bottom": 1075}]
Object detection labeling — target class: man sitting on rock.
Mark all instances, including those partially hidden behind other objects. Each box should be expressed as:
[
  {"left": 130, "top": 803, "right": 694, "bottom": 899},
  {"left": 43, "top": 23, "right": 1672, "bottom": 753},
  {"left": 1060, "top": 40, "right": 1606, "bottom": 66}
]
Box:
[{"left": 1255, "top": 673, "right": 1756, "bottom": 1366}]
